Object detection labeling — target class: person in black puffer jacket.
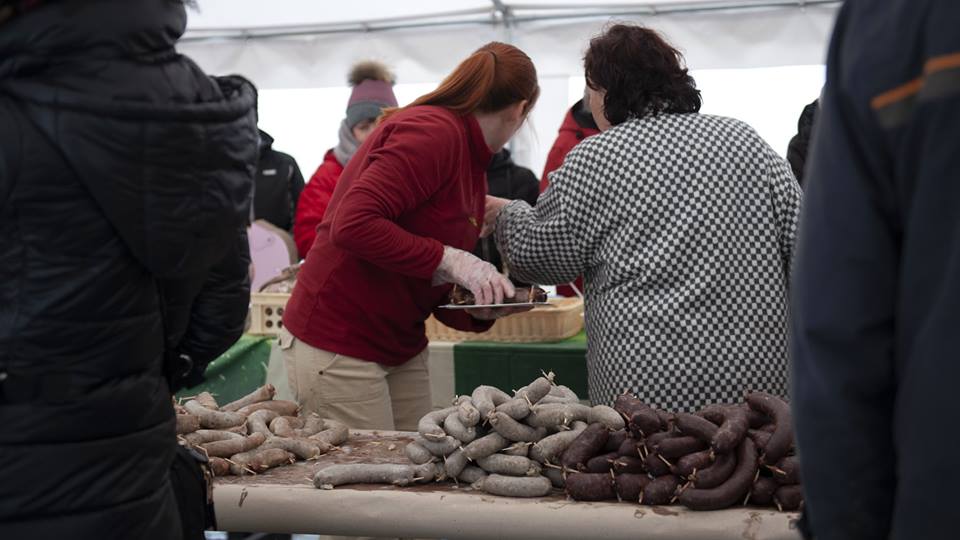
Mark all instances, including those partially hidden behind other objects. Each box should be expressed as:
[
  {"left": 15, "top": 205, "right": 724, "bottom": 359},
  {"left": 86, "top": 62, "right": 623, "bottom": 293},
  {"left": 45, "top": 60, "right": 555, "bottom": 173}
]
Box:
[
  {"left": 475, "top": 149, "right": 539, "bottom": 287},
  {"left": 0, "top": 1, "right": 258, "bottom": 539},
  {"left": 253, "top": 128, "right": 305, "bottom": 234}
]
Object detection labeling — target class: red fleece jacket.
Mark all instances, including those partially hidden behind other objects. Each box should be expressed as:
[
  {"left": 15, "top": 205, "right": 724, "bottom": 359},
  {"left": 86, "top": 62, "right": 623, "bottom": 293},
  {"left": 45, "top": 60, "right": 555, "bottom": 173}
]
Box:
[
  {"left": 283, "top": 106, "right": 494, "bottom": 365},
  {"left": 294, "top": 149, "right": 344, "bottom": 257}
]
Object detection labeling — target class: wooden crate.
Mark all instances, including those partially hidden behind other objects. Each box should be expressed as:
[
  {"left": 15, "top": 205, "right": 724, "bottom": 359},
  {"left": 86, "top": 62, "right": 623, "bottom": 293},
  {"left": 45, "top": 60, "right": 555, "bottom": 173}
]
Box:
[{"left": 248, "top": 292, "right": 291, "bottom": 336}]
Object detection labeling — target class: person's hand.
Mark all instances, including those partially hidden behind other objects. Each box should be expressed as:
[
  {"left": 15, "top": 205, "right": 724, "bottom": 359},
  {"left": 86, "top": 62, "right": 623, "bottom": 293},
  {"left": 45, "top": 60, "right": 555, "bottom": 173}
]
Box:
[
  {"left": 465, "top": 304, "right": 535, "bottom": 320},
  {"left": 432, "top": 246, "right": 515, "bottom": 304},
  {"left": 481, "top": 196, "right": 511, "bottom": 238}
]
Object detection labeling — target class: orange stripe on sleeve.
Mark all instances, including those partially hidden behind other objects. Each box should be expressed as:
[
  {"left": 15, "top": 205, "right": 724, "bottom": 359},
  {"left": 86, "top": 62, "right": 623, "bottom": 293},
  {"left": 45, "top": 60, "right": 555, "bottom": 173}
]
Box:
[
  {"left": 925, "top": 52, "right": 960, "bottom": 75},
  {"left": 872, "top": 51, "right": 960, "bottom": 111},
  {"left": 871, "top": 78, "right": 923, "bottom": 110}
]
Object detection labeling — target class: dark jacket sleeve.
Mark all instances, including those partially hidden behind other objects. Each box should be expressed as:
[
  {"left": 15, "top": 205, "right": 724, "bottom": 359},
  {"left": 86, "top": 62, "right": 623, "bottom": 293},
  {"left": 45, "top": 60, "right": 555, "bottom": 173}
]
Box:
[
  {"left": 287, "top": 157, "right": 305, "bottom": 231},
  {"left": 513, "top": 166, "right": 540, "bottom": 207},
  {"left": 791, "top": 3, "right": 898, "bottom": 537},
  {"left": 786, "top": 100, "right": 819, "bottom": 184},
  {"left": 170, "top": 227, "right": 251, "bottom": 391}
]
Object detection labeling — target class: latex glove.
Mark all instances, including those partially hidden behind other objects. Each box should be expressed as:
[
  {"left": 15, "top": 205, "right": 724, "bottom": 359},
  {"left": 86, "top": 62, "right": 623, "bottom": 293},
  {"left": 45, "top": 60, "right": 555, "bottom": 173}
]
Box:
[
  {"left": 480, "top": 195, "right": 511, "bottom": 238},
  {"left": 465, "top": 305, "right": 535, "bottom": 320},
  {"left": 432, "top": 246, "right": 515, "bottom": 305}
]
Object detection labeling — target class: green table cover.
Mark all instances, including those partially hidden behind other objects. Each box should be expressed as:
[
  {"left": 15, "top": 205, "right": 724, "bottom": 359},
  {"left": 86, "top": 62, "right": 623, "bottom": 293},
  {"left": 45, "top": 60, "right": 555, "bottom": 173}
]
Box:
[
  {"left": 176, "top": 331, "right": 589, "bottom": 406},
  {"left": 453, "top": 331, "right": 588, "bottom": 398},
  {"left": 176, "top": 334, "right": 274, "bottom": 404}
]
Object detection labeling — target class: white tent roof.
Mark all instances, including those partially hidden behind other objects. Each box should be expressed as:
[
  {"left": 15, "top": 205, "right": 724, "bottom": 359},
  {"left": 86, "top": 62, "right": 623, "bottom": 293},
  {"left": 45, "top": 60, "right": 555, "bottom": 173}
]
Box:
[
  {"left": 179, "top": 1, "right": 837, "bottom": 178},
  {"left": 181, "top": 0, "right": 839, "bottom": 88},
  {"left": 184, "top": 1, "right": 837, "bottom": 35}
]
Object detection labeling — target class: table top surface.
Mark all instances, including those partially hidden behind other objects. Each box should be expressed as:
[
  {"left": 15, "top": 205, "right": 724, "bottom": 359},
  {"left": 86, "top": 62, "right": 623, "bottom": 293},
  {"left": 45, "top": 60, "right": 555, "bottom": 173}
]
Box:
[{"left": 213, "top": 430, "right": 801, "bottom": 539}]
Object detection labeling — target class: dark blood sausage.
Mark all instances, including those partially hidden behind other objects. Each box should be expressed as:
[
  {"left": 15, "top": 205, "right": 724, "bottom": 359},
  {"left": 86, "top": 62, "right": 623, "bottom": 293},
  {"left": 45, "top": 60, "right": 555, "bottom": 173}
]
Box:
[
  {"left": 699, "top": 405, "right": 749, "bottom": 453},
  {"left": 613, "top": 474, "right": 653, "bottom": 502},
  {"left": 616, "top": 437, "right": 641, "bottom": 457},
  {"left": 749, "top": 476, "right": 779, "bottom": 506},
  {"left": 641, "top": 475, "right": 680, "bottom": 505},
  {"left": 560, "top": 423, "right": 609, "bottom": 471},
  {"left": 772, "top": 456, "right": 801, "bottom": 485},
  {"left": 641, "top": 431, "right": 677, "bottom": 450},
  {"left": 614, "top": 394, "right": 662, "bottom": 436},
  {"left": 655, "top": 409, "right": 676, "bottom": 431},
  {"left": 675, "top": 413, "right": 719, "bottom": 445},
  {"left": 692, "top": 448, "right": 737, "bottom": 489},
  {"left": 774, "top": 484, "right": 804, "bottom": 511},
  {"left": 585, "top": 452, "right": 618, "bottom": 473},
  {"left": 612, "top": 456, "right": 645, "bottom": 474},
  {"left": 565, "top": 472, "right": 617, "bottom": 502},
  {"left": 641, "top": 430, "right": 675, "bottom": 454},
  {"left": 745, "top": 408, "right": 771, "bottom": 429},
  {"left": 744, "top": 392, "right": 794, "bottom": 465},
  {"left": 747, "top": 429, "right": 772, "bottom": 451},
  {"left": 614, "top": 473, "right": 651, "bottom": 502},
  {"left": 604, "top": 429, "right": 630, "bottom": 452},
  {"left": 450, "top": 285, "right": 547, "bottom": 305},
  {"left": 679, "top": 438, "right": 759, "bottom": 510},
  {"left": 675, "top": 449, "right": 714, "bottom": 478},
  {"left": 643, "top": 452, "right": 674, "bottom": 477},
  {"left": 653, "top": 435, "right": 708, "bottom": 459}
]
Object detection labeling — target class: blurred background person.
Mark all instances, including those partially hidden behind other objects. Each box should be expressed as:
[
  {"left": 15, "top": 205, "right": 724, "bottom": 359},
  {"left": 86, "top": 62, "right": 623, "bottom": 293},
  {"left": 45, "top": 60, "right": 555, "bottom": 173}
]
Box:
[
  {"left": 785, "top": 98, "right": 819, "bottom": 186},
  {"left": 475, "top": 149, "right": 539, "bottom": 286},
  {"left": 294, "top": 61, "right": 398, "bottom": 257},
  {"left": 252, "top": 111, "right": 305, "bottom": 236},
  {"left": 540, "top": 89, "right": 601, "bottom": 192}
]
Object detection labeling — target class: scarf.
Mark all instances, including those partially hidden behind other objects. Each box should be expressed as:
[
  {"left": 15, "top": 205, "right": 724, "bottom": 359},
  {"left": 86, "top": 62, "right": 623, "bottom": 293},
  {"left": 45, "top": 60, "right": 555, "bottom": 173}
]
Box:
[{"left": 332, "top": 118, "right": 360, "bottom": 167}]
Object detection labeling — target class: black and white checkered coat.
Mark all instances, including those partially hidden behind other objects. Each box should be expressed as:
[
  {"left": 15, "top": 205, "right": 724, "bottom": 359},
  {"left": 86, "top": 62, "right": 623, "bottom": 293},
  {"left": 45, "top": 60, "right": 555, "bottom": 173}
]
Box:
[{"left": 495, "top": 113, "right": 802, "bottom": 411}]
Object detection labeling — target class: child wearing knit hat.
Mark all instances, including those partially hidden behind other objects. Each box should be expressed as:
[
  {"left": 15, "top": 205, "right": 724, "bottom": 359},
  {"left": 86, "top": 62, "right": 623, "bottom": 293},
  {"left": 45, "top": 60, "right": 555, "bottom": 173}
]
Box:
[{"left": 293, "top": 60, "right": 398, "bottom": 257}]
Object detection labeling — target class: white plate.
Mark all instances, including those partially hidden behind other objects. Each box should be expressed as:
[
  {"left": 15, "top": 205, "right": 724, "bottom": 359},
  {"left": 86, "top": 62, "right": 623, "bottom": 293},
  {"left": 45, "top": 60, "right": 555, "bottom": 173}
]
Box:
[{"left": 437, "top": 302, "right": 553, "bottom": 310}]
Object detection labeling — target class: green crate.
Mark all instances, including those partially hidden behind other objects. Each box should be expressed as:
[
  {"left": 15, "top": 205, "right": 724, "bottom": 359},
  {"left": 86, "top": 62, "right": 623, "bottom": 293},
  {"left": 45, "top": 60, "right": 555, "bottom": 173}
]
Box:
[{"left": 453, "top": 331, "right": 588, "bottom": 399}]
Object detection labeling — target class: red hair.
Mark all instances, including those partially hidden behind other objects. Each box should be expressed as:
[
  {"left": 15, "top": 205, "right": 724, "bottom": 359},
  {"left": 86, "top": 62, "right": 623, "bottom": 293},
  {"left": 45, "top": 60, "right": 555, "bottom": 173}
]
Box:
[{"left": 383, "top": 42, "right": 539, "bottom": 120}]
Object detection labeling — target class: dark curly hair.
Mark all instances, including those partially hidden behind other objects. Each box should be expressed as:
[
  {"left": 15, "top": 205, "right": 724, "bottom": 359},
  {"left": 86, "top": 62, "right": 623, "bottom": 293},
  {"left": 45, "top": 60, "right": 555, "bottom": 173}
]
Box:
[{"left": 584, "top": 24, "right": 702, "bottom": 125}]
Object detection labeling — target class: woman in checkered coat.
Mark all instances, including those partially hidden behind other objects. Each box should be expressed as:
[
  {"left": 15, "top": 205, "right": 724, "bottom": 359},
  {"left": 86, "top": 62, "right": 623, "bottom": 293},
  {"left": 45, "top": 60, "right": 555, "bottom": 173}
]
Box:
[{"left": 487, "top": 24, "right": 802, "bottom": 411}]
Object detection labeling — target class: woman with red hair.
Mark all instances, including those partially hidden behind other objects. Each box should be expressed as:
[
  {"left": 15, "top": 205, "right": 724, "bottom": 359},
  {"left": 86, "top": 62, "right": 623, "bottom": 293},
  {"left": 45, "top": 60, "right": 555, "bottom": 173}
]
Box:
[{"left": 282, "top": 42, "right": 540, "bottom": 430}]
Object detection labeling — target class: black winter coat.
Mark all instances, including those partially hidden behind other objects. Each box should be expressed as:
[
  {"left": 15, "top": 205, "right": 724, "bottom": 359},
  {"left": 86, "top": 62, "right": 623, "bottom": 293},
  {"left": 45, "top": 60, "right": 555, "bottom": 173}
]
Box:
[
  {"left": 474, "top": 149, "right": 539, "bottom": 285},
  {"left": 0, "top": 1, "right": 257, "bottom": 539},
  {"left": 253, "top": 129, "right": 305, "bottom": 233}
]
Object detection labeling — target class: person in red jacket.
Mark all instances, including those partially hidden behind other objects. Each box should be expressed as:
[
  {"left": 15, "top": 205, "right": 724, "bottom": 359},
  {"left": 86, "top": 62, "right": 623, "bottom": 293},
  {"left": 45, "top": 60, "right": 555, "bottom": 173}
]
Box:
[
  {"left": 281, "top": 42, "right": 540, "bottom": 431},
  {"left": 540, "top": 90, "right": 600, "bottom": 296},
  {"left": 293, "top": 61, "right": 398, "bottom": 257},
  {"left": 540, "top": 91, "right": 601, "bottom": 191}
]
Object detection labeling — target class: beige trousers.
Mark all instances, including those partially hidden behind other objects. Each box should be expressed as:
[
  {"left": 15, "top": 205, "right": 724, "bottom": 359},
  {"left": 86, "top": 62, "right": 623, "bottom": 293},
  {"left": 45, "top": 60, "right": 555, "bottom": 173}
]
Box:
[{"left": 277, "top": 327, "right": 432, "bottom": 432}]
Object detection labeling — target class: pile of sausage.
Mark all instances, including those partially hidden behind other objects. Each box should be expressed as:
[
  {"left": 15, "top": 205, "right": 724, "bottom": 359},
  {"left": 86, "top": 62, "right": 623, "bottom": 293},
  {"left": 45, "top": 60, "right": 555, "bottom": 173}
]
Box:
[
  {"left": 561, "top": 392, "right": 802, "bottom": 511},
  {"left": 314, "top": 374, "right": 626, "bottom": 495},
  {"left": 176, "top": 384, "right": 349, "bottom": 476}
]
